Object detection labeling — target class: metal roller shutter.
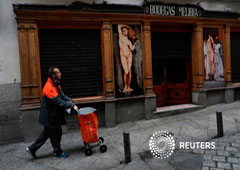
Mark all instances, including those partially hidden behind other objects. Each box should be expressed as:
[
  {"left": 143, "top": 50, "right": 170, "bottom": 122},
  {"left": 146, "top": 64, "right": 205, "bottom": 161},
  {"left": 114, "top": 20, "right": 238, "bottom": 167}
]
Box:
[
  {"left": 231, "top": 32, "right": 240, "bottom": 83},
  {"left": 39, "top": 29, "right": 103, "bottom": 98}
]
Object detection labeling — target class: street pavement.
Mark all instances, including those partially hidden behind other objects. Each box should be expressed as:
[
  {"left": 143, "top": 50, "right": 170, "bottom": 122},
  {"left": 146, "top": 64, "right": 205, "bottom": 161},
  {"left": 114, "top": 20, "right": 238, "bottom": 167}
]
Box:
[{"left": 1, "top": 100, "right": 240, "bottom": 170}]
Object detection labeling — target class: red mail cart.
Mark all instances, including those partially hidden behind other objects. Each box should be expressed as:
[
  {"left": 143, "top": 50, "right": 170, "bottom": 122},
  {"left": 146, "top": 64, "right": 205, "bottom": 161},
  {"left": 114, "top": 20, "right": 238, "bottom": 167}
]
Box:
[{"left": 77, "top": 107, "right": 107, "bottom": 156}]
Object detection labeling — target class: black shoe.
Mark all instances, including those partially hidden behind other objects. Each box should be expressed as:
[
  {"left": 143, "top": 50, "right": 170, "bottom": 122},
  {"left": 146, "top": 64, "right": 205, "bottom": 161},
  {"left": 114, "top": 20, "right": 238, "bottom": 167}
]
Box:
[{"left": 26, "top": 147, "right": 37, "bottom": 159}]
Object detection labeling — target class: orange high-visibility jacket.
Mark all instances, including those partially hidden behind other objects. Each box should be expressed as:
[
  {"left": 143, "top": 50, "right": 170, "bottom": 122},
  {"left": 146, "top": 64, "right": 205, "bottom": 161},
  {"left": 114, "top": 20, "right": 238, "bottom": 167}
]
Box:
[{"left": 39, "top": 78, "right": 74, "bottom": 126}]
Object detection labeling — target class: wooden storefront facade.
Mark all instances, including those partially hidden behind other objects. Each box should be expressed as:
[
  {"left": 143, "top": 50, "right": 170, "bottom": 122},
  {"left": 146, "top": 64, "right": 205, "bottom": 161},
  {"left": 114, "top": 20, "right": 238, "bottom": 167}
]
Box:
[{"left": 13, "top": 2, "right": 240, "bottom": 138}]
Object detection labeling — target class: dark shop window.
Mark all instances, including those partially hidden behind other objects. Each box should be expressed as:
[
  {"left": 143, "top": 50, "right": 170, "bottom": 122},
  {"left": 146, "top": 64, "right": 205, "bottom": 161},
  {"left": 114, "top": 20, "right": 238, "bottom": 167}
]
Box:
[
  {"left": 39, "top": 29, "right": 103, "bottom": 98},
  {"left": 231, "top": 32, "right": 240, "bottom": 83}
]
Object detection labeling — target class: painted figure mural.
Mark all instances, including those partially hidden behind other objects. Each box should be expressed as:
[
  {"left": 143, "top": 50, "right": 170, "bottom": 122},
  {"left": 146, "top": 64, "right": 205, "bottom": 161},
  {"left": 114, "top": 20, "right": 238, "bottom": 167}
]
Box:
[
  {"left": 113, "top": 24, "right": 143, "bottom": 97},
  {"left": 203, "top": 28, "right": 224, "bottom": 87}
]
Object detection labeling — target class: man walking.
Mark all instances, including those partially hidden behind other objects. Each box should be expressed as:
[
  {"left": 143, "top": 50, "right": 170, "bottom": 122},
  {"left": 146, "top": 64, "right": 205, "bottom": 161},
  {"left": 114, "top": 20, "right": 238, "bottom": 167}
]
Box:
[{"left": 26, "top": 66, "right": 78, "bottom": 159}]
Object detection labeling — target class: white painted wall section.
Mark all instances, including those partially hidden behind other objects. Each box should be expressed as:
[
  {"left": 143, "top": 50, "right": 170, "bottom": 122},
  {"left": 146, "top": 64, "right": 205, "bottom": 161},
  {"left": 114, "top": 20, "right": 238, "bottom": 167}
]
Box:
[{"left": 0, "top": 0, "right": 20, "bottom": 84}]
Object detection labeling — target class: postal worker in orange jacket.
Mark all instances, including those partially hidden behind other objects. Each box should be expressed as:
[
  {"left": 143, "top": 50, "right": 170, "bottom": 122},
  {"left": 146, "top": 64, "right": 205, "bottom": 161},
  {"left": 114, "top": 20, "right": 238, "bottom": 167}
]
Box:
[{"left": 26, "top": 66, "right": 78, "bottom": 159}]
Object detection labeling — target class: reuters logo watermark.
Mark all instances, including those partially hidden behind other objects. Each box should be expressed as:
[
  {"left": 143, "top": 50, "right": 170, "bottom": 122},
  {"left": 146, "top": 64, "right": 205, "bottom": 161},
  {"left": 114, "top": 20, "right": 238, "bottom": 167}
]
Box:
[
  {"left": 149, "top": 131, "right": 216, "bottom": 159},
  {"left": 149, "top": 131, "right": 175, "bottom": 159}
]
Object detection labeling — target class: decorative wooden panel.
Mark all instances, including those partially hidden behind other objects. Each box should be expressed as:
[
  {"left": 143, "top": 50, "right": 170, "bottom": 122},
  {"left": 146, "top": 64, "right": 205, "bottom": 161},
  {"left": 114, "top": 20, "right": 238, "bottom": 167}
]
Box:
[
  {"left": 191, "top": 24, "right": 204, "bottom": 91},
  {"left": 167, "top": 81, "right": 190, "bottom": 104},
  {"left": 143, "top": 21, "right": 154, "bottom": 95},
  {"left": 18, "top": 23, "right": 41, "bottom": 107},
  {"left": 224, "top": 25, "right": 232, "bottom": 86},
  {"left": 153, "top": 83, "right": 167, "bottom": 107},
  {"left": 168, "top": 89, "right": 186, "bottom": 99},
  {"left": 102, "top": 21, "right": 115, "bottom": 98}
]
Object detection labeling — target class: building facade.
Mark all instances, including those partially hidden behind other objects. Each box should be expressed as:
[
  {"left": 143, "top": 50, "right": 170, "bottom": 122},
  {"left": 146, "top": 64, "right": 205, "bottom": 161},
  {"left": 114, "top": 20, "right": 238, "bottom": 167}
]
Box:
[{"left": 1, "top": 0, "right": 240, "bottom": 144}]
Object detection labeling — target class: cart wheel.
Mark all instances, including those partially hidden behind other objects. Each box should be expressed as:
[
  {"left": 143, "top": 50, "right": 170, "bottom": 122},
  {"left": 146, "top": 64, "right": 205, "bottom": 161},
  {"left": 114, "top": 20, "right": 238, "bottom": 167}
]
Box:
[
  {"left": 100, "top": 145, "right": 107, "bottom": 153},
  {"left": 85, "top": 148, "right": 93, "bottom": 156},
  {"left": 99, "top": 137, "right": 104, "bottom": 143}
]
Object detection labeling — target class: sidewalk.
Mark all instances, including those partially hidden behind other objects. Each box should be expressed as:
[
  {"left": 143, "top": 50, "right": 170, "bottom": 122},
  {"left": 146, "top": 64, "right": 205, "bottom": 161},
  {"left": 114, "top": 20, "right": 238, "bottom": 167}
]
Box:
[{"left": 1, "top": 101, "right": 240, "bottom": 170}]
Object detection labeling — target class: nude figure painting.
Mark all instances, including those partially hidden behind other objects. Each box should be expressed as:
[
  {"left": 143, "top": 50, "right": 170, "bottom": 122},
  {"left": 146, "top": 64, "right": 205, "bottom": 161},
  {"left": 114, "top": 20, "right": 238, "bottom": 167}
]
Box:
[{"left": 113, "top": 24, "right": 143, "bottom": 97}]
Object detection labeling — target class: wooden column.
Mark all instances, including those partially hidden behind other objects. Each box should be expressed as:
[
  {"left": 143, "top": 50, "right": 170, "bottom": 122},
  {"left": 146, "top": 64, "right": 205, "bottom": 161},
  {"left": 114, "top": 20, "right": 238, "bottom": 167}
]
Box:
[
  {"left": 18, "top": 22, "right": 41, "bottom": 107},
  {"left": 224, "top": 25, "right": 231, "bottom": 86},
  {"left": 143, "top": 21, "right": 154, "bottom": 95},
  {"left": 191, "top": 24, "right": 204, "bottom": 91},
  {"left": 102, "top": 21, "right": 115, "bottom": 98}
]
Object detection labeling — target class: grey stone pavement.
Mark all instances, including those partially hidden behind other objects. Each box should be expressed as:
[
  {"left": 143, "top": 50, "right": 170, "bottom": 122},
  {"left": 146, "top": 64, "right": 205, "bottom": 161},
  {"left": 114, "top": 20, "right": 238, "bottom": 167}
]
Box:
[{"left": 1, "top": 101, "right": 240, "bottom": 170}]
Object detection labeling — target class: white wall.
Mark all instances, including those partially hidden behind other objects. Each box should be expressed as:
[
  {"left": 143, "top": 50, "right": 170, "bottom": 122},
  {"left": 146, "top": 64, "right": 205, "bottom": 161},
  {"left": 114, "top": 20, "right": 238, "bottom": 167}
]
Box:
[
  {"left": 0, "top": 0, "right": 20, "bottom": 84},
  {"left": 199, "top": 1, "right": 240, "bottom": 13}
]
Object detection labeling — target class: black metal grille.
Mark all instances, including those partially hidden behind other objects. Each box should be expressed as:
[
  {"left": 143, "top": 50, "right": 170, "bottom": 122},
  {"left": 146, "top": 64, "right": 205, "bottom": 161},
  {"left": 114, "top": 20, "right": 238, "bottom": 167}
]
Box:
[
  {"left": 39, "top": 29, "right": 103, "bottom": 98},
  {"left": 231, "top": 32, "right": 240, "bottom": 83}
]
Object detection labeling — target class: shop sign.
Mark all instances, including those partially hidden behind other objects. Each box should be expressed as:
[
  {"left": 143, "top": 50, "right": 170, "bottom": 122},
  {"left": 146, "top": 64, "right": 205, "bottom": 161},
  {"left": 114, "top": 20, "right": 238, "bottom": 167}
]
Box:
[{"left": 144, "top": 3, "right": 202, "bottom": 17}]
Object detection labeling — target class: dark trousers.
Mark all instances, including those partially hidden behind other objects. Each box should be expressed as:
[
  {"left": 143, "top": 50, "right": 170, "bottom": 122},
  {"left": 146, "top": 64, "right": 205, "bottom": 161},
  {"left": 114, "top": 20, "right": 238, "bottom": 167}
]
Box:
[{"left": 30, "top": 126, "right": 63, "bottom": 154}]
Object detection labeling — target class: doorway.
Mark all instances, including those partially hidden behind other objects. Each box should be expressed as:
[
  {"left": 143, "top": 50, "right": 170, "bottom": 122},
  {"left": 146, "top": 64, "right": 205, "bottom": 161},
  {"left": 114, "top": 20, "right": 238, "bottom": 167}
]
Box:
[{"left": 152, "top": 31, "right": 191, "bottom": 107}]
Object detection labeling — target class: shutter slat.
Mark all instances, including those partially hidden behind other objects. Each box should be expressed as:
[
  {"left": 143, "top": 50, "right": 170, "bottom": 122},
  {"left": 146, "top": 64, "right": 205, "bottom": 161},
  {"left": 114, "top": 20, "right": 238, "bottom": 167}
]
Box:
[{"left": 39, "top": 29, "right": 103, "bottom": 98}]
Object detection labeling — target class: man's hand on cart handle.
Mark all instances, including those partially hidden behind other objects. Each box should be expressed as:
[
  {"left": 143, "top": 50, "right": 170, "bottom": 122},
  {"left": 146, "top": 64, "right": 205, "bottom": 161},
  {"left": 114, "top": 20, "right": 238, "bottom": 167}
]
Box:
[{"left": 73, "top": 105, "right": 79, "bottom": 113}]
